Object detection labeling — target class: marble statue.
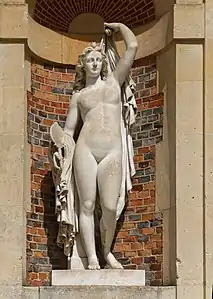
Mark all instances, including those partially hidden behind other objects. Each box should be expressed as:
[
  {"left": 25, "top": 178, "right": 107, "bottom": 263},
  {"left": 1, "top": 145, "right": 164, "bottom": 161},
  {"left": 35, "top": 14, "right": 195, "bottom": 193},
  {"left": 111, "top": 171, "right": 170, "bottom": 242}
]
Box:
[{"left": 49, "top": 22, "right": 138, "bottom": 270}]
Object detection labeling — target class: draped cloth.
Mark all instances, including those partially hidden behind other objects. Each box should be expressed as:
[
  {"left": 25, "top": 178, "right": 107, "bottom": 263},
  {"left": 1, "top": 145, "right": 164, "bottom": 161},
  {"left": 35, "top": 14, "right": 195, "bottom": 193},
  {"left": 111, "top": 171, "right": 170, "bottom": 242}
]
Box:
[
  {"left": 48, "top": 124, "right": 78, "bottom": 257},
  {"left": 102, "top": 32, "right": 137, "bottom": 220}
]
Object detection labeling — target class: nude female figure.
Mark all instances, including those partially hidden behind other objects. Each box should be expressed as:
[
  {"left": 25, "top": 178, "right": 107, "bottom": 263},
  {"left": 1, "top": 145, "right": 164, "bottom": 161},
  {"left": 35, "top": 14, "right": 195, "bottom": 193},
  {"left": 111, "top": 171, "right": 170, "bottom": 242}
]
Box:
[{"left": 64, "top": 22, "right": 138, "bottom": 270}]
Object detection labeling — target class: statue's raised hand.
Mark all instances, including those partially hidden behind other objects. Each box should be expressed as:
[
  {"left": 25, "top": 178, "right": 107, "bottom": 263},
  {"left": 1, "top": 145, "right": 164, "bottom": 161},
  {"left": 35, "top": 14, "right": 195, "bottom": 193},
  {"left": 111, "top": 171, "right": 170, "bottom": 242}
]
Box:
[{"left": 104, "top": 22, "right": 120, "bottom": 33}]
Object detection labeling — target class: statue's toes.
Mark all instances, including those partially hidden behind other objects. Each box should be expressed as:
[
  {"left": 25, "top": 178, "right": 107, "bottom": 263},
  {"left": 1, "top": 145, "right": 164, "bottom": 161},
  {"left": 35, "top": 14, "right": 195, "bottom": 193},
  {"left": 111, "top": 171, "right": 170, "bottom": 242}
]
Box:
[
  {"left": 88, "top": 264, "right": 100, "bottom": 270},
  {"left": 114, "top": 262, "right": 123, "bottom": 269}
]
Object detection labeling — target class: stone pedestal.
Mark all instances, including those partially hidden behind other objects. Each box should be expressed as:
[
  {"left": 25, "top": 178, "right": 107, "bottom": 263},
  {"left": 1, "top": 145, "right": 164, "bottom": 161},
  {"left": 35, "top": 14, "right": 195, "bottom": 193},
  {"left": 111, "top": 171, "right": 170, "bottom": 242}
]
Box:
[{"left": 52, "top": 270, "right": 145, "bottom": 286}]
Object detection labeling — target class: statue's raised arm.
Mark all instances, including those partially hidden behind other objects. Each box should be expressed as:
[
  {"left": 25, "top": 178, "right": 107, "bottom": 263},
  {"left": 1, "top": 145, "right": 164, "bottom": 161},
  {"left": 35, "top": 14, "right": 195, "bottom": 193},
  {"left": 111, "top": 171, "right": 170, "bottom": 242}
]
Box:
[{"left": 104, "top": 22, "right": 138, "bottom": 86}]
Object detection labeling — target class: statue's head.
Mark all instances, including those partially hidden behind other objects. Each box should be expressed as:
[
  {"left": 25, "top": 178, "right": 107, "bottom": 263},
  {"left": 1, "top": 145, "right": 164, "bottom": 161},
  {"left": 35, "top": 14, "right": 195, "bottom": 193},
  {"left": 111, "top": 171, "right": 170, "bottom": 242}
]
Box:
[{"left": 73, "top": 42, "right": 108, "bottom": 93}]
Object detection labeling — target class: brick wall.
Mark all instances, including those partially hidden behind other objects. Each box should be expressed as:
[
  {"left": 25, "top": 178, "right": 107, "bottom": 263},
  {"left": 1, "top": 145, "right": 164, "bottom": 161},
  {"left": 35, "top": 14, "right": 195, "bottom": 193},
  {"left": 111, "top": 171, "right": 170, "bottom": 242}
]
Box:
[
  {"left": 26, "top": 62, "right": 75, "bottom": 286},
  {"left": 34, "top": 0, "right": 155, "bottom": 32},
  {"left": 26, "top": 56, "right": 163, "bottom": 286}
]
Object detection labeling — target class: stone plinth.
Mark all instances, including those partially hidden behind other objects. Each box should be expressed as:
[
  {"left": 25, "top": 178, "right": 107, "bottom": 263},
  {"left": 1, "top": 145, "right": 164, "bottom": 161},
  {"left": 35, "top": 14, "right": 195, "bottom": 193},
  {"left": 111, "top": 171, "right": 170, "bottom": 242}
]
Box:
[{"left": 52, "top": 270, "right": 145, "bottom": 286}]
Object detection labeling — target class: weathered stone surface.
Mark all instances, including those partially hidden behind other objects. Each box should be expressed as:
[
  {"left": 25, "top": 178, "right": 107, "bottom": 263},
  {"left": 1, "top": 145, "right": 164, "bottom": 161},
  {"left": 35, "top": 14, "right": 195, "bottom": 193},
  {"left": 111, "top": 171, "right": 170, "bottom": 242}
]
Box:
[
  {"left": 52, "top": 270, "right": 145, "bottom": 286},
  {"left": 39, "top": 286, "right": 176, "bottom": 299}
]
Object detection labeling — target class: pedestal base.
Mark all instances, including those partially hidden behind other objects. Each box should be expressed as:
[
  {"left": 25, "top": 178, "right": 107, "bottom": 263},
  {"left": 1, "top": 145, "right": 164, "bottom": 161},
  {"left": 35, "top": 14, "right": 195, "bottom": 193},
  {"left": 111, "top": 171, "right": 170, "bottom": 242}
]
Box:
[{"left": 52, "top": 270, "right": 145, "bottom": 286}]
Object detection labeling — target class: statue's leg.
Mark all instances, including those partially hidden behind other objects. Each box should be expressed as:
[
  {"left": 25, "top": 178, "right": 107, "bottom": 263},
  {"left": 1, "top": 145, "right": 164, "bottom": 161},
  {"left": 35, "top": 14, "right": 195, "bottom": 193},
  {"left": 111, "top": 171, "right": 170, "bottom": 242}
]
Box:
[
  {"left": 74, "top": 146, "right": 100, "bottom": 270},
  {"left": 97, "top": 150, "right": 123, "bottom": 269}
]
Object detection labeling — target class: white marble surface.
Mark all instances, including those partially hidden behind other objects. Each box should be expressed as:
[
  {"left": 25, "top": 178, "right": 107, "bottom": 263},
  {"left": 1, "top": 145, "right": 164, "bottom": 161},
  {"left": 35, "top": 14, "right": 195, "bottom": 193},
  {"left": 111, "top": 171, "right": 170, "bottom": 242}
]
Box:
[{"left": 52, "top": 270, "right": 145, "bottom": 286}]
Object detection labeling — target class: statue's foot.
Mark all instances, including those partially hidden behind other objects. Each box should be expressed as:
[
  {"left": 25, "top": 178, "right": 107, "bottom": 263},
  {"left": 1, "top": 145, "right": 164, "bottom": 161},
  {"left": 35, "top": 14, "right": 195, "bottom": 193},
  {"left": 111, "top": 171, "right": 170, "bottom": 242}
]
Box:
[
  {"left": 88, "top": 256, "right": 101, "bottom": 270},
  {"left": 105, "top": 252, "right": 124, "bottom": 269}
]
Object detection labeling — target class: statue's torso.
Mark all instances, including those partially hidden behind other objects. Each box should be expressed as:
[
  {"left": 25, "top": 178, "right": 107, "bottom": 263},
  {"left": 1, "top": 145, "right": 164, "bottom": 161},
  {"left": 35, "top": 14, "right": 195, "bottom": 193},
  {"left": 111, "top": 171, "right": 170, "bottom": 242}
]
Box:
[{"left": 75, "top": 76, "right": 122, "bottom": 161}]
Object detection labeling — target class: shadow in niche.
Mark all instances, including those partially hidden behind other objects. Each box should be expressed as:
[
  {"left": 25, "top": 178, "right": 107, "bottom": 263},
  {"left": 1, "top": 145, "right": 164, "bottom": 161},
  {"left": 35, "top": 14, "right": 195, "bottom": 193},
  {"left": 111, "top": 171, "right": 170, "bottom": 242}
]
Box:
[{"left": 41, "top": 172, "right": 67, "bottom": 271}]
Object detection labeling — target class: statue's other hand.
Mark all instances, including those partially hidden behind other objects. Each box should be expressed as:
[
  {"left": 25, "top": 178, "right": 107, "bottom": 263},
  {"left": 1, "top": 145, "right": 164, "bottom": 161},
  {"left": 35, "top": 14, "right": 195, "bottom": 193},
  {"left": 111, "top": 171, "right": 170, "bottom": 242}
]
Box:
[{"left": 104, "top": 22, "right": 120, "bottom": 32}]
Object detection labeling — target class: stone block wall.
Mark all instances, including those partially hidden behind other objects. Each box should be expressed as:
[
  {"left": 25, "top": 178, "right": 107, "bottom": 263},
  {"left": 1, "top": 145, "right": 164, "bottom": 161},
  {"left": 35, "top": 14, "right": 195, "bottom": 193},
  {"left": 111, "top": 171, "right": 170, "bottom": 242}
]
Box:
[{"left": 26, "top": 56, "right": 164, "bottom": 286}]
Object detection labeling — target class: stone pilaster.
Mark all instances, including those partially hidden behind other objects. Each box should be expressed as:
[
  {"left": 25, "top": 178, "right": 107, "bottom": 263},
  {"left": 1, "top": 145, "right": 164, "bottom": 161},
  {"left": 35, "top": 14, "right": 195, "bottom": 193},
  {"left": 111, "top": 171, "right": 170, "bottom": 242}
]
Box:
[
  {"left": 204, "top": 0, "right": 213, "bottom": 298},
  {"left": 157, "top": 2, "right": 205, "bottom": 298},
  {"left": 0, "top": 1, "right": 28, "bottom": 297}
]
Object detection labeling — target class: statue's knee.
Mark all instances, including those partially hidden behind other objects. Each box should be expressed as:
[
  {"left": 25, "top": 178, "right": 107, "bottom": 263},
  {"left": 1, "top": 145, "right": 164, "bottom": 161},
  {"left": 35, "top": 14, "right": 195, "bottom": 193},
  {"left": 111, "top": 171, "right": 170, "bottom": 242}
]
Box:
[
  {"left": 103, "top": 204, "right": 117, "bottom": 214},
  {"left": 82, "top": 200, "right": 95, "bottom": 214}
]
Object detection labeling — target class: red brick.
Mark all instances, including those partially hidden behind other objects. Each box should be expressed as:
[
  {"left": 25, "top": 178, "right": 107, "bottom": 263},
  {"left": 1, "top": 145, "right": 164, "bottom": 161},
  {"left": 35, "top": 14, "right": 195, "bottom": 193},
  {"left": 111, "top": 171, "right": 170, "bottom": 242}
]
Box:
[
  {"left": 45, "top": 106, "right": 55, "bottom": 113},
  {"left": 148, "top": 99, "right": 163, "bottom": 108},
  {"left": 136, "top": 207, "right": 148, "bottom": 213},
  {"left": 45, "top": 93, "right": 58, "bottom": 101},
  {"left": 156, "top": 241, "right": 163, "bottom": 248},
  {"left": 131, "top": 257, "right": 142, "bottom": 264},
  {"left": 48, "top": 72, "right": 62, "bottom": 80},
  {"left": 155, "top": 271, "right": 163, "bottom": 279},
  {"left": 116, "top": 231, "right": 128, "bottom": 239},
  {"left": 41, "top": 237, "right": 48, "bottom": 244},
  {"left": 137, "top": 103, "right": 148, "bottom": 111},
  {"left": 129, "top": 200, "right": 143, "bottom": 207},
  {"left": 33, "top": 90, "right": 46, "bottom": 100},
  {"left": 113, "top": 244, "right": 131, "bottom": 252},
  {"left": 152, "top": 248, "right": 162, "bottom": 255},
  {"left": 44, "top": 78, "right": 56, "bottom": 86},
  {"left": 63, "top": 103, "right": 69, "bottom": 109},
  {"left": 150, "top": 264, "right": 161, "bottom": 271},
  {"left": 58, "top": 95, "right": 69, "bottom": 102},
  {"left": 133, "top": 155, "right": 143, "bottom": 163},
  {"left": 40, "top": 84, "right": 52, "bottom": 92},
  {"left": 132, "top": 185, "right": 143, "bottom": 192},
  {"left": 142, "top": 213, "right": 154, "bottom": 221},
  {"left": 33, "top": 175, "right": 43, "bottom": 183},
  {"left": 34, "top": 250, "right": 43, "bottom": 257},
  {"left": 51, "top": 102, "right": 63, "bottom": 108},
  {"left": 131, "top": 242, "right": 143, "bottom": 250},
  {"left": 61, "top": 73, "right": 75, "bottom": 81},
  {"left": 37, "top": 228, "right": 45, "bottom": 236},
  {"left": 43, "top": 119, "right": 53, "bottom": 126},
  {"left": 35, "top": 103, "right": 44, "bottom": 110},
  {"left": 150, "top": 235, "right": 162, "bottom": 243},
  {"left": 31, "top": 182, "right": 40, "bottom": 191},
  {"left": 142, "top": 227, "right": 154, "bottom": 235},
  {"left": 35, "top": 206, "right": 44, "bottom": 213},
  {"left": 156, "top": 227, "right": 163, "bottom": 234},
  {"left": 122, "top": 223, "right": 135, "bottom": 229},
  {"left": 123, "top": 236, "right": 137, "bottom": 243},
  {"left": 31, "top": 145, "right": 43, "bottom": 155},
  {"left": 144, "top": 241, "right": 156, "bottom": 249},
  {"left": 55, "top": 108, "right": 66, "bottom": 114},
  {"left": 125, "top": 251, "right": 136, "bottom": 257},
  {"left": 28, "top": 227, "right": 37, "bottom": 235},
  {"left": 39, "top": 272, "right": 49, "bottom": 280},
  {"left": 37, "top": 69, "right": 49, "bottom": 77},
  {"left": 138, "top": 249, "right": 151, "bottom": 256},
  {"left": 147, "top": 205, "right": 155, "bottom": 212},
  {"left": 138, "top": 147, "right": 150, "bottom": 154},
  {"left": 29, "top": 272, "right": 38, "bottom": 280},
  {"left": 33, "top": 236, "right": 42, "bottom": 243},
  {"left": 150, "top": 86, "right": 157, "bottom": 95}
]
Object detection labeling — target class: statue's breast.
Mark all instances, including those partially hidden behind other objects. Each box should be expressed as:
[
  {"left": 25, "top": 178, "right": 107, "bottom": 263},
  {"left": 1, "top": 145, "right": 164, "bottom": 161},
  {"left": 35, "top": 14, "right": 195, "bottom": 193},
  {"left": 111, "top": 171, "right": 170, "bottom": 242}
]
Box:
[
  {"left": 77, "top": 87, "right": 102, "bottom": 116},
  {"left": 78, "top": 79, "right": 119, "bottom": 113}
]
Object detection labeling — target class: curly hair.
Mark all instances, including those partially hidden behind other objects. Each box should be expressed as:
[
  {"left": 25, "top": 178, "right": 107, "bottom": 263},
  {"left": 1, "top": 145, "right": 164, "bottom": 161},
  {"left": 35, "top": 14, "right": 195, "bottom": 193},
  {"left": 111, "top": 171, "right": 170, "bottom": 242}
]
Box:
[{"left": 73, "top": 44, "right": 108, "bottom": 93}]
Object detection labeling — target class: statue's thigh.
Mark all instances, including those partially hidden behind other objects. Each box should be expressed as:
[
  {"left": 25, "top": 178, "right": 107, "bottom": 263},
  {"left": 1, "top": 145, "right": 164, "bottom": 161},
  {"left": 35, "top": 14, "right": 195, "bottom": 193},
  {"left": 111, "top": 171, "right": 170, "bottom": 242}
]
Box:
[
  {"left": 97, "top": 151, "right": 122, "bottom": 210},
  {"left": 73, "top": 145, "right": 97, "bottom": 204}
]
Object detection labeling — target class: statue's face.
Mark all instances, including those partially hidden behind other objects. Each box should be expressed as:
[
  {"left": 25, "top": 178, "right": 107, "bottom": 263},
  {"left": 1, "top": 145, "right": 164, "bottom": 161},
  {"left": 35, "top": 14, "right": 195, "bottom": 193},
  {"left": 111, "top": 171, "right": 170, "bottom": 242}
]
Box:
[{"left": 84, "top": 50, "right": 103, "bottom": 78}]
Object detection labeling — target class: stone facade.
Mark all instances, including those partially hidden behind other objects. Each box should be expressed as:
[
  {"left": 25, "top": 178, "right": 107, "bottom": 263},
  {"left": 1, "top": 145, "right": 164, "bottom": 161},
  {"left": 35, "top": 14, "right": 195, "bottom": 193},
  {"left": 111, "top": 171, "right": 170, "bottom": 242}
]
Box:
[
  {"left": 26, "top": 56, "right": 164, "bottom": 286},
  {"left": 1, "top": 1, "right": 212, "bottom": 299}
]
